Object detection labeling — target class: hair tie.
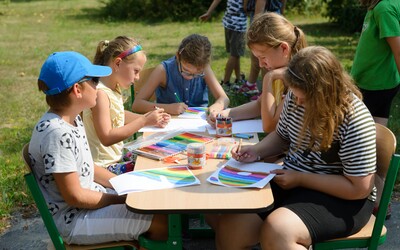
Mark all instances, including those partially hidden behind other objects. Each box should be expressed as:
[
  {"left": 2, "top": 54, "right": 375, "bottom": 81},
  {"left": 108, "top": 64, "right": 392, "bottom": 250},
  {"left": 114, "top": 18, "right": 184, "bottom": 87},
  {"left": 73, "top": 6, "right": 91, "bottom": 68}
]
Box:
[
  {"left": 104, "top": 40, "right": 109, "bottom": 47},
  {"left": 292, "top": 26, "right": 300, "bottom": 49},
  {"left": 117, "top": 44, "right": 142, "bottom": 59}
]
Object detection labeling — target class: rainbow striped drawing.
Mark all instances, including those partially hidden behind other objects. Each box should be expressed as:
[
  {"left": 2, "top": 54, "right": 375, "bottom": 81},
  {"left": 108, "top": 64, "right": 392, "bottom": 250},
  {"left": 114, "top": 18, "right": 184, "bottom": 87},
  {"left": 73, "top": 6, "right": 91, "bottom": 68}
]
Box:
[
  {"left": 110, "top": 165, "right": 200, "bottom": 195},
  {"left": 178, "top": 107, "right": 208, "bottom": 119},
  {"left": 207, "top": 159, "right": 283, "bottom": 188},
  {"left": 132, "top": 132, "right": 214, "bottom": 160}
]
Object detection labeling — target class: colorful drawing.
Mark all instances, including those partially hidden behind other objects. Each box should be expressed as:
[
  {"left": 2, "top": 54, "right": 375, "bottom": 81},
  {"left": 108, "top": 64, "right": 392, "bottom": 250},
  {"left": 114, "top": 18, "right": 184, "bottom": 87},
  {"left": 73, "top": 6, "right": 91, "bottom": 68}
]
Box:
[
  {"left": 110, "top": 165, "right": 200, "bottom": 195},
  {"left": 210, "top": 165, "right": 269, "bottom": 187},
  {"left": 207, "top": 159, "right": 283, "bottom": 189},
  {"left": 178, "top": 107, "right": 208, "bottom": 118},
  {"left": 132, "top": 132, "right": 214, "bottom": 160}
]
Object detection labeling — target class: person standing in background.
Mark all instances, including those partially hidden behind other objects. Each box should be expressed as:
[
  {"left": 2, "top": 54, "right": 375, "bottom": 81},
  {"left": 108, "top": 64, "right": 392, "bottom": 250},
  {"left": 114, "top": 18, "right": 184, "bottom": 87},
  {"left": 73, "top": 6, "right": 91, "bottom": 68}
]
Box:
[
  {"left": 200, "top": 0, "right": 247, "bottom": 88},
  {"left": 351, "top": 0, "right": 400, "bottom": 126}
]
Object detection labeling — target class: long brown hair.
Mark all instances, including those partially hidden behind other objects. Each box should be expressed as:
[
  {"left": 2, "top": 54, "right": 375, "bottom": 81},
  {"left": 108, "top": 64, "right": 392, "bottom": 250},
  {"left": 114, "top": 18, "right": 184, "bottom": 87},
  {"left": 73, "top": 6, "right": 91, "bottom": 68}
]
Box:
[
  {"left": 247, "top": 12, "right": 307, "bottom": 58},
  {"left": 285, "top": 46, "right": 362, "bottom": 151}
]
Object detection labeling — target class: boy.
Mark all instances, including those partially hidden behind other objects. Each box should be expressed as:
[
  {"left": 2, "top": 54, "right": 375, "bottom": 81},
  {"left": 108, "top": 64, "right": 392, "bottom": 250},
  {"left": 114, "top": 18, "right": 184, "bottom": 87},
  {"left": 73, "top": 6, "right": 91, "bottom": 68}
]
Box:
[{"left": 29, "top": 51, "right": 167, "bottom": 245}]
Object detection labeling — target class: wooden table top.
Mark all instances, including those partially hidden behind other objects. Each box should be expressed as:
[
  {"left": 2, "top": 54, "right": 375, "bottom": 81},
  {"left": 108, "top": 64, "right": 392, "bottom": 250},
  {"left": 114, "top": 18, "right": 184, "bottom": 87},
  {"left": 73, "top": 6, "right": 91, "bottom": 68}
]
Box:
[{"left": 125, "top": 133, "right": 274, "bottom": 214}]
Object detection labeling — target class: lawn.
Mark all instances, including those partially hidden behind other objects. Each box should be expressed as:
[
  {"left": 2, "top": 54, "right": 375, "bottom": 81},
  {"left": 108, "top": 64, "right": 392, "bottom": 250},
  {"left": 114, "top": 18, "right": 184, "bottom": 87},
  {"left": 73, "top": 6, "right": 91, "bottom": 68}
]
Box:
[{"left": 0, "top": 0, "right": 399, "bottom": 232}]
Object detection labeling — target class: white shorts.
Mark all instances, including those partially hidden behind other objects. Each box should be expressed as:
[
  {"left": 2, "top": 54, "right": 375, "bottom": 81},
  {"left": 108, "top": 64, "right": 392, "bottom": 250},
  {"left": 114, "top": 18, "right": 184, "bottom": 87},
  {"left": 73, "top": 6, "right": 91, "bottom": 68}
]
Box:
[{"left": 64, "top": 204, "right": 153, "bottom": 245}]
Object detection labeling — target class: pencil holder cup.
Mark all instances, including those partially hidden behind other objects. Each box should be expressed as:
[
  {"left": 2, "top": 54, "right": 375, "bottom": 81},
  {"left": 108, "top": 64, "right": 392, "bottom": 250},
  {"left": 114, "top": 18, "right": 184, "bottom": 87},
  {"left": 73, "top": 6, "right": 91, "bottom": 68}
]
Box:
[
  {"left": 216, "top": 117, "right": 232, "bottom": 138},
  {"left": 187, "top": 143, "right": 206, "bottom": 170}
]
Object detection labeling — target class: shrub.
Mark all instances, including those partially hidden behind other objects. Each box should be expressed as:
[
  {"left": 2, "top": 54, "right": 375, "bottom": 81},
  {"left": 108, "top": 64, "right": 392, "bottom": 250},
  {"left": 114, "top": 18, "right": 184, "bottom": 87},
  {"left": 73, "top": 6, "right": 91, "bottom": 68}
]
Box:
[
  {"left": 100, "top": 0, "right": 224, "bottom": 22},
  {"left": 322, "top": 0, "right": 367, "bottom": 33}
]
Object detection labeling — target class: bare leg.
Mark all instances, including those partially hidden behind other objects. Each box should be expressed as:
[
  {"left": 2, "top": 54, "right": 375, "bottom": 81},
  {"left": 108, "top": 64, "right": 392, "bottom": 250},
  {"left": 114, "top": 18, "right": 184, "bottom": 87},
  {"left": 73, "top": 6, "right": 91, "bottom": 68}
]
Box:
[
  {"left": 144, "top": 214, "right": 168, "bottom": 241},
  {"left": 215, "top": 213, "right": 262, "bottom": 250},
  {"left": 234, "top": 56, "right": 241, "bottom": 81},
  {"left": 204, "top": 214, "right": 220, "bottom": 230},
  {"left": 248, "top": 53, "right": 260, "bottom": 84},
  {"left": 224, "top": 55, "right": 240, "bottom": 83},
  {"left": 260, "top": 208, "right": 311, "bottom": 250}
]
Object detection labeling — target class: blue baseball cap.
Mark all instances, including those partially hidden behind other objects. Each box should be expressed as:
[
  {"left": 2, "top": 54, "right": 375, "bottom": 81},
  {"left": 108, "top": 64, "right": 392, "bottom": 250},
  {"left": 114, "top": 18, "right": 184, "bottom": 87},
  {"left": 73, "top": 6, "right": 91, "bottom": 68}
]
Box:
[{"left": 39, "top": 51, "right": 112, "bottom": 95}]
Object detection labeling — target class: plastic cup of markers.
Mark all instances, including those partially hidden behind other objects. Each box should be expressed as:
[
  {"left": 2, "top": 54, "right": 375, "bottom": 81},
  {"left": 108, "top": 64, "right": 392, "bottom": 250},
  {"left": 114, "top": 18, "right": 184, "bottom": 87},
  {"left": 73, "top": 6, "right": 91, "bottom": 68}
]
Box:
[
  {"left": 187, "top": 143, "right": 206, "bottom": 170},
  {"left": 216, "top": 117, "right": 233, "bottom": 138}
]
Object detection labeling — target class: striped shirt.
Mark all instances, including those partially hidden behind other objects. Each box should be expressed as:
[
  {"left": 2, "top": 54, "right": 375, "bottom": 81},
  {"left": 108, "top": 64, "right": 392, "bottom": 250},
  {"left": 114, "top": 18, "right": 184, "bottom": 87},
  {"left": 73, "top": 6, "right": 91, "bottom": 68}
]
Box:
[
  {"left": 277, "top": 91, "right": 376, "bottom": 177},
  {"left": 222, "top": 0, "right": 247, "bottom": 32}
]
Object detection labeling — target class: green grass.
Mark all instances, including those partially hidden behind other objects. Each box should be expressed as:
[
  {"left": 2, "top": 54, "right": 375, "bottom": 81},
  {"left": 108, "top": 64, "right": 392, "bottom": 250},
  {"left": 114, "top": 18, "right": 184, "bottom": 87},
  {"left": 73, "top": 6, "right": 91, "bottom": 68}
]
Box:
[{"left": 1, "top": 0, "right": 399, "bottom": 232}]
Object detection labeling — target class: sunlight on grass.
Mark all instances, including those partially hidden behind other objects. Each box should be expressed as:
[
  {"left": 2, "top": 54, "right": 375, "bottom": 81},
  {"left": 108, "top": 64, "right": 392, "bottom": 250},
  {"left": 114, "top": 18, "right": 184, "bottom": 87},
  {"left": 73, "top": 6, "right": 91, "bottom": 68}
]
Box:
[{"left": 1, "top": 0, "right": 399, "bottom": 229}]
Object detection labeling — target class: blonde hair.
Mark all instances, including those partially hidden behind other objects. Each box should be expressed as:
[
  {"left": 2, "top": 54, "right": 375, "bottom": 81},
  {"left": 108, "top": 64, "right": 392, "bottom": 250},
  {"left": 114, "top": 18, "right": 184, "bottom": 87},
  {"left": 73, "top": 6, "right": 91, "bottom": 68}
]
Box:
[
  {"left": 285, "top": 46, "right": 362, "bottom": 151},
  {"left": 177, "top": 34, "right": 212, "bottom": 67},
  {"left": 93, "top": 36, "right": 143, "bottom": 66},
  {"left": 247, "top": 12, "right": 307, "bottom": 58}
]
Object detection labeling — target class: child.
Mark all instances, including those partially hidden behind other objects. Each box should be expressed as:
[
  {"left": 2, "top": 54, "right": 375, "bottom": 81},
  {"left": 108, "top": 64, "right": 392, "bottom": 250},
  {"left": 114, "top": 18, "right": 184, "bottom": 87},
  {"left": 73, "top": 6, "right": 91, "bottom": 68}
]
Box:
[
  {"left": 131, "top": 34, "right": 229, "bottom": 115},
  {"left": 83, "top": 36, "right": 171, "bottom": 174},
  {"left": 200, "top": 0, "right": 248, "bottom": 88},
  {"left": 241, "top": 0, "right": 287, "bottom": 98},
  {"left": 351, "top": 0, "right": 400, "bottom": 127},
  {"left": 29, "top": 51, "right": 167, "bottom": 245},
  {"left": 221, "top": 46, "right": 376, "bottom": 249},
  {"left": 208, "top": 12, "right": 307, "bottom": 133}
]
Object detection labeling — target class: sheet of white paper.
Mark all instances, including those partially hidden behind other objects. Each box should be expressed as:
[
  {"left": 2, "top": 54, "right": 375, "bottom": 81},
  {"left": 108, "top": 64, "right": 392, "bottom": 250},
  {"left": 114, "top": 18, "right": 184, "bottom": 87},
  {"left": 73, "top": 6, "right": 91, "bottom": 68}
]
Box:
[
  {"left": 206, "top": 124, "right": 216, "bottom": 134},
  {"left": 139, "top": 118, "right": 208, "bottom": 132},
  {"left": 232, "top": 119, "right": 263, "bottom": 134},
  {"left": 207, "top": 119, "right": 263, "bottom": 134}
]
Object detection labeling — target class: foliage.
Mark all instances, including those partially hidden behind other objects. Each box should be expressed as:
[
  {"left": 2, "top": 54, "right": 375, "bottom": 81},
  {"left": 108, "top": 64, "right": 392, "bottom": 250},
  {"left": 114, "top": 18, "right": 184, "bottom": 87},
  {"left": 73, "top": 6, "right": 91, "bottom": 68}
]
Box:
[
  {"left": 322, "top": 0, "right": 367, "bottom": 33},
  {"left": 286, "top": 0, "right": 326, "bottom": 16},
  {"left": 100, "top": 0, "right": 224, "bottom": 22}
]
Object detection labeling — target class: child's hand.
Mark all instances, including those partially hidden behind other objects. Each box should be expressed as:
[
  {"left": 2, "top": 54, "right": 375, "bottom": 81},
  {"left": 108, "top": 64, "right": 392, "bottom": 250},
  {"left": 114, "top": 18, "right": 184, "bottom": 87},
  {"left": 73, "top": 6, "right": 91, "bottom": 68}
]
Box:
[
  {"left": 144, "top": 109, "right": 169, "bottom": 127},
  {"left": 271, "top": 169, "right": 301, "bottom": 190},
  {"left": 167, "top": 103, "right": 188, "bottom": 115},
  {"left": 199, "top": 13, "right": 211, "bottom": 22},
  {"left": 231, "top": 145, "right": 259, "bottom": 163},
  {"left": 157, "top": 113, "right": 171, "bottom": 128},
  {"left": 206, "top": 109, "right": 230, "bottom": 128}
]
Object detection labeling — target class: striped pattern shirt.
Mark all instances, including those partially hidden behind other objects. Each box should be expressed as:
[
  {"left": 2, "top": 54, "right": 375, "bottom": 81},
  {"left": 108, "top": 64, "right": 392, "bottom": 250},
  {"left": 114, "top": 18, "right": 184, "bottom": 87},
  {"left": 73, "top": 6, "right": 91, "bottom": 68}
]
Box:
[
  {"left": 277, "top": 91, "right": 376, "bottom": 177},
  {"left": 222, "top": 0, "right": 247, "bottom": 32}
]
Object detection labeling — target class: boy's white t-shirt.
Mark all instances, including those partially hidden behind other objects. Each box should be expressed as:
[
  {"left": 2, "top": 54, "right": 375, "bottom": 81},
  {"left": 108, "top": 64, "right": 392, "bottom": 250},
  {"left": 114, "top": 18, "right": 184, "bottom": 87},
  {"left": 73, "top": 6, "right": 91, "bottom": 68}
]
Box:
[
  {"left": 29, "top": 112, "right": 153, "bottom": 244},
  {"left": 29, "top": 112, "right": 106, "bottom": 236}
]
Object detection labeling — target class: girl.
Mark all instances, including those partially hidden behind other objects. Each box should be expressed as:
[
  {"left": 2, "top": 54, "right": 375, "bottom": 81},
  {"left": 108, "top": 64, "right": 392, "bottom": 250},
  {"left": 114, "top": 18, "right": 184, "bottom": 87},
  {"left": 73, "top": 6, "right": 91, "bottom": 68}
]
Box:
[
  {"left": 131, "top": 34, "right": 229, "bottom": 115},
  {"left": 208, "top": 12, "right": 307, "bottom": 133},
  {"left": 219, "top": 46, "right": 376, "bottom": 249},
  {"left": 83, "top": 36, "right": 170, "bottom": 174}
]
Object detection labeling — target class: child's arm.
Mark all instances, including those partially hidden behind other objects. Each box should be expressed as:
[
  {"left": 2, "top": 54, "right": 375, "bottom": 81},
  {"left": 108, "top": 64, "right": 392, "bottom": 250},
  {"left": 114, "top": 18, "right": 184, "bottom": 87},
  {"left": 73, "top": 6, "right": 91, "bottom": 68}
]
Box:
[
  {"left": 132, "top": 64, "right": 188, "bottom": 115},
  {"left": 254, "top": 0, "right": 267, "bottom": 15},
  {"left": 199, "top": 0, "right": 222, "bottom": 22},
  {"left": 260, "top": 68, "right": 286, "bottom": 133},
  {"left": 125, "top": 109, "right": 170, "bottom": 128},
  {"left": 205, "top": 65, "right": 230, "bottom": 114},
  {"left": 53, "top": 170, "right": 125, "bottom": 209},
  {"left": 92, "top": 90, "right": 167, "bottom": 146},
  {"left": 386, "top": 36, "right": 400, "bottom": 74}
]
